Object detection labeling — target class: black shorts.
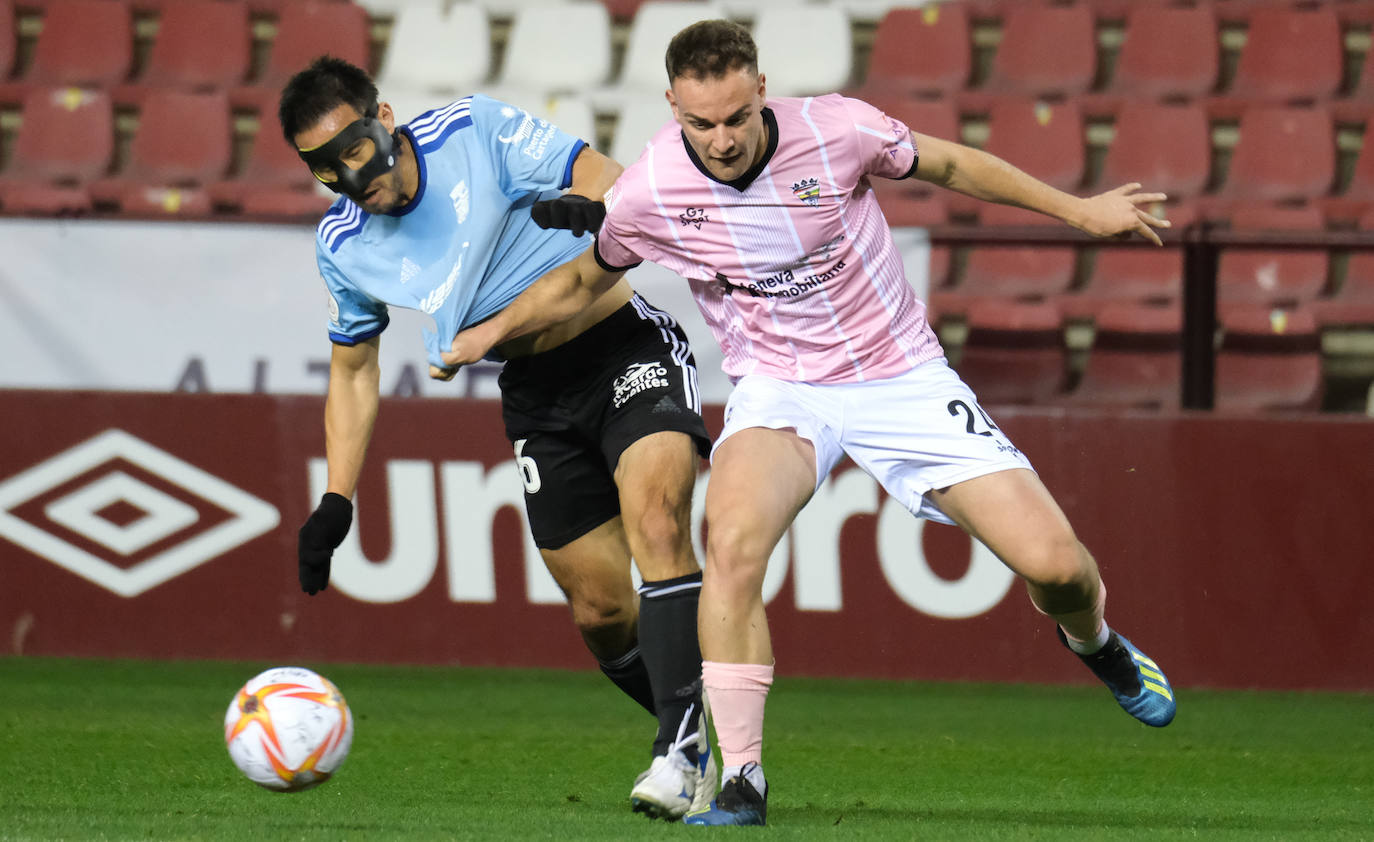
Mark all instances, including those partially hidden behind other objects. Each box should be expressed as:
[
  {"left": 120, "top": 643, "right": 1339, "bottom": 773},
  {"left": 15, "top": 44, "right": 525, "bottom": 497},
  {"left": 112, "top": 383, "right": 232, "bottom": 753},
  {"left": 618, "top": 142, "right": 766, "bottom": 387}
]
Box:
[{"left": 499, "top": 294, "right": 711, "bottom": 550}]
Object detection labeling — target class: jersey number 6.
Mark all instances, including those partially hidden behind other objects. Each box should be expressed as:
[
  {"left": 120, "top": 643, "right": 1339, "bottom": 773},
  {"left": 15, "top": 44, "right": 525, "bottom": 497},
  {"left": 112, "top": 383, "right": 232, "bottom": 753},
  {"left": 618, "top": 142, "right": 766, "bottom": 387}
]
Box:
[{"left": 513, "top": 439, "right": 542, "bottom": 493}]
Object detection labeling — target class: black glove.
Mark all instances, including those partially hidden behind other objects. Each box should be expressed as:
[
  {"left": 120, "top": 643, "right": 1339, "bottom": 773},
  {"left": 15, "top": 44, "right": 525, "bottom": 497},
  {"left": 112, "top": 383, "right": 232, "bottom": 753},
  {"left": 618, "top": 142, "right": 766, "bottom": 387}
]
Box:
[
  {"left": 297, "top": 492, "right": 352, "bottom": 595},
  {"left": 531, "top": 194, "right": 606, "bottom": 237}
]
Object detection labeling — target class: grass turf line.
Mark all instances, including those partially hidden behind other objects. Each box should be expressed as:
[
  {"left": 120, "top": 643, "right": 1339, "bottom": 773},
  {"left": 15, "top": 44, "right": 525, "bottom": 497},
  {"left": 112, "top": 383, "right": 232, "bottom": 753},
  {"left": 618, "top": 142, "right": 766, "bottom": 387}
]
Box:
[{"left": 0, "top": 657, "right": 1370, "bottom": 840}]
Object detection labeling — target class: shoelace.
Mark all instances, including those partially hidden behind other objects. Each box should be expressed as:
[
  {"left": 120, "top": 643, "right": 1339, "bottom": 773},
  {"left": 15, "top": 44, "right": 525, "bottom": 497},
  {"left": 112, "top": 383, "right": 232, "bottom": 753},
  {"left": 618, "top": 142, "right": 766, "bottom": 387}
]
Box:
[
  {"left": 717, "top": 762, "right": 764, "bottom": 810},
  {"left": 1084, "top": 636, "right": 1143, "bottom": 695},
  {"left": 667, "top": 699, "right": 702, "bottom": 764}
]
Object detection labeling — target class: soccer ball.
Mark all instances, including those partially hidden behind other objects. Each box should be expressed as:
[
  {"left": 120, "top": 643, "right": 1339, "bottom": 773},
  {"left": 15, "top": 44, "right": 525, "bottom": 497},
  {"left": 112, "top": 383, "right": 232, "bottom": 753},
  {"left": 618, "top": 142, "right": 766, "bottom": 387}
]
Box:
[{"left": 224, "top": 666, "right": 354, "bottom": 792}]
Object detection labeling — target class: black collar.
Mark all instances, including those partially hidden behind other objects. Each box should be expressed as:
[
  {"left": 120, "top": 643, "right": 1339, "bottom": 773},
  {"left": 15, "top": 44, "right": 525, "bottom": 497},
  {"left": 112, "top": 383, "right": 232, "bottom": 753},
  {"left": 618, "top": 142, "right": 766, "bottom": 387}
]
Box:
[
  {"left": 681, "top": 107, "right": 779, "bottom": 192},
  {"left": 386, "top": 127, "right": 426, "bottom": 217}
]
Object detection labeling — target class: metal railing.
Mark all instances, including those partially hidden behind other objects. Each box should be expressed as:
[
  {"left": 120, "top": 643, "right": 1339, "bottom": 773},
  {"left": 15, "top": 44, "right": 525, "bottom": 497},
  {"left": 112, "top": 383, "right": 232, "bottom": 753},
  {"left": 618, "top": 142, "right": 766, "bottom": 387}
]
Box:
[{"left": 924, "top": 224, "right": 1374, "bottom": 410}]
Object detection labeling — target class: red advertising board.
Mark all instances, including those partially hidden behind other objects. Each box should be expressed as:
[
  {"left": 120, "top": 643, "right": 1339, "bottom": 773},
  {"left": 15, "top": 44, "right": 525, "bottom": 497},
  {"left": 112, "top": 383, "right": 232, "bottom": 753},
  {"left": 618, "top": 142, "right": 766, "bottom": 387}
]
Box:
[{"left": 1, "top": 390, "right": 1370, "bottom": 691}]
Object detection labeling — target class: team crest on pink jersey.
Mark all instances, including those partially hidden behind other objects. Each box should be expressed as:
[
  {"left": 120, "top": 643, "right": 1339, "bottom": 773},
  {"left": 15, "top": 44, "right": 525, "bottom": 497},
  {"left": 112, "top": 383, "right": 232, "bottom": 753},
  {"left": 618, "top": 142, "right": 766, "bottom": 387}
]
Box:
[{"left": 791, "top": 177, "right": 821, "bottom": 207}]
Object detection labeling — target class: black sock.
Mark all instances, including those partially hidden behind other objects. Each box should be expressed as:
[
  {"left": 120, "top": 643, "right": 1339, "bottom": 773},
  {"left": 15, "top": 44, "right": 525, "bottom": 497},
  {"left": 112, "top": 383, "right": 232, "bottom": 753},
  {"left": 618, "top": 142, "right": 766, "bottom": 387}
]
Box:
[
  {"left": 597, "top": 645, "right": 657, "bottom": 717},
  {"left": 637, "top": 571, "right": 705, "bottom": 758}
]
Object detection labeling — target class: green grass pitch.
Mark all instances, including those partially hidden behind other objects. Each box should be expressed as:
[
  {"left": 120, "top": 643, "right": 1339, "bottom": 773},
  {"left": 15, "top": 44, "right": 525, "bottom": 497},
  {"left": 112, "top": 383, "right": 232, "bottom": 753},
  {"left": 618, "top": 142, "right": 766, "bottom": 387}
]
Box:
[{"left": 1, "top": 657, "right": 1370, "bottom": 840}]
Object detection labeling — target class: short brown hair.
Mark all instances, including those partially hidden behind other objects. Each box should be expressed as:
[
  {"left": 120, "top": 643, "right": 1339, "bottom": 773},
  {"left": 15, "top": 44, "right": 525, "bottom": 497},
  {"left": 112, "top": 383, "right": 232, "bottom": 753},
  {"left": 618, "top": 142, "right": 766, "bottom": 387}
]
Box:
[
  {"left": 278, "top": 55, "right": 378, "bottom": 144},
  {"left": 665, "top": 19, "right": 758, "bottom": 83}
]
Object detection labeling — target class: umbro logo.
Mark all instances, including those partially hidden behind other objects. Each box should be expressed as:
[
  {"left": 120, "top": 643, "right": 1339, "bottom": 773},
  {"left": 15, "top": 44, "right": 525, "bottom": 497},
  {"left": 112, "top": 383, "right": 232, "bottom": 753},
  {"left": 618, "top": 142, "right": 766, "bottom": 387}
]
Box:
[{"left": 0, "top": 429, "right": 279, "bottom": 597}]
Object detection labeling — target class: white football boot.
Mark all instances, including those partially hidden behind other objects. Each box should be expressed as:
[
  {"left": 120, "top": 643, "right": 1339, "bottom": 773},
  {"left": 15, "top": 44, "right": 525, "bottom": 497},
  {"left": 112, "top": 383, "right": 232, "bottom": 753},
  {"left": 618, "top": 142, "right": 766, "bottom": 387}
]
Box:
[{"left": 630, "top": 700, "right": 717, "bottom": 820}]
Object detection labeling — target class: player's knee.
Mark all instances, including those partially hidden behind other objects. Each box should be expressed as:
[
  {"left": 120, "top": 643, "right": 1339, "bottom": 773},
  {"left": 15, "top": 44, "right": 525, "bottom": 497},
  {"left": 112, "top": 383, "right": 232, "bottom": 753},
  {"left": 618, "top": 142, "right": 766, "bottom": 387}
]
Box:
[
  {"left": 569, "top": 592, "right": 636, "bottom": 638},
  {"left": 1016, "top": 533, "right": 1092, "bottom": 591},
  {"left": 704, "top": 521, "right": 771, "bottom": 587},
  {"left": 628, "top": 502, "right": 693, "bottom": 565}
]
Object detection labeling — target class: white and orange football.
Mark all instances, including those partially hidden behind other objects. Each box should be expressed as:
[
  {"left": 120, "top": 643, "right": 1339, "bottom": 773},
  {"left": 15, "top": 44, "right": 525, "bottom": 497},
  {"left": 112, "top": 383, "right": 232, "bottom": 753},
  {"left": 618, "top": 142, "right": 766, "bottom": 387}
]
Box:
[{"left": 224, "top": 666, "right": 354, "bottom": 792}]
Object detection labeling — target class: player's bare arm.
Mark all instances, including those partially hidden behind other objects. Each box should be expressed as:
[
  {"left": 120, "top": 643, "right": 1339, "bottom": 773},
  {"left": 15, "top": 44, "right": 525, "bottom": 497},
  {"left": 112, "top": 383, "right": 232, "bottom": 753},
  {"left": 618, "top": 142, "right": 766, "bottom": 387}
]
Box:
[
  {"left": 323, "top": 337, "right": 381, "bottom": 498},
  {"left": 531, "top": 146, "right": 624, "bottom": 236},
  {"left": 568, "top": 145, "right": 623, "bottom": 200},
  {"left": 910, "top": 132, "right": 1170, "bottom": 246},
  {"left": 432, "top": 248, "right": 625, "bottom": 375},
  {"left": 298, "top": 336, "right": 380, "bottom": 595}
]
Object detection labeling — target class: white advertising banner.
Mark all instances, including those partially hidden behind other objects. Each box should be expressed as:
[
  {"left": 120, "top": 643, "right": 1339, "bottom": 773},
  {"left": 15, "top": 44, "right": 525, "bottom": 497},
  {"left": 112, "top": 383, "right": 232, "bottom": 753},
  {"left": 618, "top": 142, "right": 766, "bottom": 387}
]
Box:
[{"left": 0, "top": 218, "right": 929, "bottom": 402}]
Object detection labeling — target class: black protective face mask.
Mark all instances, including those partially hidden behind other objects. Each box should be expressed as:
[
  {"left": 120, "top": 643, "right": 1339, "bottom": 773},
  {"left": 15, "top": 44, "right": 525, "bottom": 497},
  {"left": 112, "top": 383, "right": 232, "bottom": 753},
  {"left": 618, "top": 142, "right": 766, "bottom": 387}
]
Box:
[{"left": 297, "top": 111, "right": 399, "bottom": 203}]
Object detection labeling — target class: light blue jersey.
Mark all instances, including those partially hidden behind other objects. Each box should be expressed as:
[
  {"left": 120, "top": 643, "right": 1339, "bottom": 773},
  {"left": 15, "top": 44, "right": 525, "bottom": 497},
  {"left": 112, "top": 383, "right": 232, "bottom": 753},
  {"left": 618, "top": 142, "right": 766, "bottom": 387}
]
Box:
[{"left": 314, "top": 94, "right": 590, "bottom": 367}]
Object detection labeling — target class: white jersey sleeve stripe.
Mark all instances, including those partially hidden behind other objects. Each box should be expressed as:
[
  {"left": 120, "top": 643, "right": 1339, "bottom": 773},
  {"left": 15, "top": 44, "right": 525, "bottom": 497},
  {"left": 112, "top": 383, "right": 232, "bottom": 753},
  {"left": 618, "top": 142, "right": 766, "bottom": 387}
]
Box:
[
  {"left": 857, "top": 123, "right": 913, "bottom": 151},
  {"left": 409, "top": 97, "right": 474, "bottom": 148},
  {"left": 318, "top": 203, "right": 365, "bottom": 253}
]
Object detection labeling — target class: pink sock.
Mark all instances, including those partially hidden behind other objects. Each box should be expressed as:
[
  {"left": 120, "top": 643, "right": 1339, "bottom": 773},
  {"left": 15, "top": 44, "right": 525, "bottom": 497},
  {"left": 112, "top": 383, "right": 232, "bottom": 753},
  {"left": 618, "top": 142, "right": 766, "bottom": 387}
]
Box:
[{"left": 702, "top": 661, "right": 773, "bottom": 769}]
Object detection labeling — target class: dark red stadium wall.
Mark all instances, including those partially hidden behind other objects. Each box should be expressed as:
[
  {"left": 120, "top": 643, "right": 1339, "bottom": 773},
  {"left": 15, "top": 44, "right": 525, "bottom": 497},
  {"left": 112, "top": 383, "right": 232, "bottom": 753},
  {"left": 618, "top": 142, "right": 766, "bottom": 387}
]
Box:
[{"left": 1, "top": 391, "right": 1370, "bottom": 692}]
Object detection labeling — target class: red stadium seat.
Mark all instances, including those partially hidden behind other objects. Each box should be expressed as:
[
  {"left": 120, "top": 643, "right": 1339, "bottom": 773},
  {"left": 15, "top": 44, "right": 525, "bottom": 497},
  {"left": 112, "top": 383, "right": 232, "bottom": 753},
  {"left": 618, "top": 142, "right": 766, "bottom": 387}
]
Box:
[
  {"left": 89, "top": 89, "right": 231, "bottom": 215},
  {"left": 953, "top": 203, "right": 1078, "bottom": 303},
  {"left": 1099, "top": 101, "right": 1211, "bottom": 199},
  {"left": 984, "top": 99, "right": 1085, "bottom": 193},
  {"left": 601, "top": 0, "right": 647, "bottom": 22},
  {"left": 1060, "top": 203, "right": 1200, "bottom": 320},
  {"left": 1312, "top": 209, "right": 1374, "bottom": 327},
  {"left": 981, "top": 4, "right": 1095, "bottom": 100},
  {"left": 1217, "top": 205, "right": 1329, "bottom": 308},
  {"left": 210, "top": 126, "right": 333, "bottom": 217},
  {"left": 1319, "top": 127, "right": 1374, "bottom": 222},
  {"left": 945, "top": 97, "right": 1084, "bottom": 220},
  {"left": 231, "top": 0, "right": 370, "bottom": 112},
  {"left": 126, "top": 0, "right": 251, "bottom": 96},
  {"left": 950, "top": 299, "right": 1066, "bottom": 406},
  {"left": 1215, "top": 306, "right": 1323, "bottom": 412},
  {"left": 1059, "top": 303, "right": 1182, "bottom": 410},
  {"left": 263, "top": 0, "right": 371, "bottom": 84},
  {"left": 861, "top": 4, "right": 970, "bottom": 100},
  {"left": 864, "top": 94, "right": 959, "bottom": 146},
  {"left": 871, "top": 193, "right": 951, "bottom": 292},
  {"left": 1211, "top": 0, "right": 1281, "bottom": 21},
  {"left": 939, "top": 100, "right": 1083, "bottom": 305},
  {"left": 1084, "top": 0, "right": 1186, "bottom": 19},
  {"left": 1227, "top": 7, "right": 1342, "bottom": 104},
  {"left": 1312, "top": 264, "right": 1374, "bottom": 328},
  {"left": 0, "top": 86, "right": 113, "bottom": 213},
  {"left": 0, "top": 0, "right": 14, "bottom": 83},
  {"left": 1217, "top": 106, "right": 1335, "bottom": 204},
  {"left": 1333, "top": 0, "right": 1374, "bottom": 25},
  {"left": 116, "top": 185, "right": 215, "bottom": 216},
  {"left": 1333, "top": 25, "right": 1374, "bottom": 123},
  {"left": 1111, "top": 5, "right": 1218, "bottom": 103},
  {"left": 7, "top": 0, "right": 133, "bottom": 96}
]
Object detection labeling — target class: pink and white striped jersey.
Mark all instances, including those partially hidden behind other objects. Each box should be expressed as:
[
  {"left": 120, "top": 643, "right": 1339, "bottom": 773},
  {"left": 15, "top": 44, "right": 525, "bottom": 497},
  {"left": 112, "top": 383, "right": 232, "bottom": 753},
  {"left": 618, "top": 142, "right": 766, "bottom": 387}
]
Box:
[{"left": 595, "top": 94, "right": 944, "bottom": 384}]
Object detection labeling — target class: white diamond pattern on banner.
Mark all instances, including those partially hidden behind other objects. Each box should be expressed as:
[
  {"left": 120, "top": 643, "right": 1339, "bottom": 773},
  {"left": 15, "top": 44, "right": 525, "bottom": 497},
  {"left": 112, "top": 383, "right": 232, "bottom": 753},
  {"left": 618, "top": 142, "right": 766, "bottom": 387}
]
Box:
[
  {"left": 44, "top": 470, "right": 199, "bottom": 556},
  {"left": 0, "top": 430, "right": 280, "bottom": 597}
]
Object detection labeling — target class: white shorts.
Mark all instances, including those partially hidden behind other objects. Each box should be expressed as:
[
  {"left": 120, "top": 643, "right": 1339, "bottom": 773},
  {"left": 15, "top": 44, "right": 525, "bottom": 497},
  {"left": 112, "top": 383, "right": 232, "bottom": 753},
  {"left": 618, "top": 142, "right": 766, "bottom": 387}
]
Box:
[{"left": 712, "top": 358, "right": 1034, "bottom": 525}]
